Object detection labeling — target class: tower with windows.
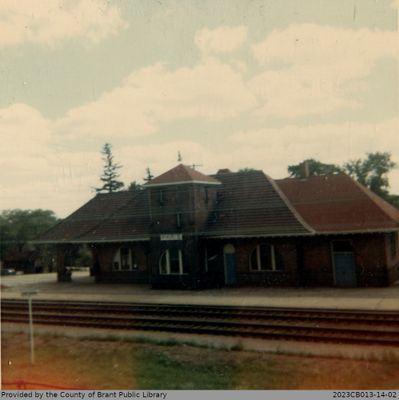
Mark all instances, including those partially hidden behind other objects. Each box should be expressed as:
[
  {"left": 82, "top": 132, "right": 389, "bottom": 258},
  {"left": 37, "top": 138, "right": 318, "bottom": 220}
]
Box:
[{"left": 144, "top": 164, "right": 221, "bottom": 288}]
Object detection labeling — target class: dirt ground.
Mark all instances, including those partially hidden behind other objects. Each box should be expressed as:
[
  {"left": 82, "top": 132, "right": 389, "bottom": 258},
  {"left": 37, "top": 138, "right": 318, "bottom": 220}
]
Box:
[{"left": 2, "top": 330, "right": 399, "bottom": 390}]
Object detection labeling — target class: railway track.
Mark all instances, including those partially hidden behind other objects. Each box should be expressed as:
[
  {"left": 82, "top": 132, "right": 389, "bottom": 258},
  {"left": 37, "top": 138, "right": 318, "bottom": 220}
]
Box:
[{"left": 2, "top": 299, "right": 399, "bottom": 346}]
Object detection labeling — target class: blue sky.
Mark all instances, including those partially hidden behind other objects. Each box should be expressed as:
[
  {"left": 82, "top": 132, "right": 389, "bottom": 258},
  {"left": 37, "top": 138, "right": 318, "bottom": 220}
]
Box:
[{"left": 0, "top": 0, "right": 398, "bottom": 217}]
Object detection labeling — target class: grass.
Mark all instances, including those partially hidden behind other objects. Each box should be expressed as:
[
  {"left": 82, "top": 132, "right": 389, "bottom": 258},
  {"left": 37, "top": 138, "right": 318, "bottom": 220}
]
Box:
[
  {"left": 2, "top": 331, "right": 399, "bottom": 389},
  {"left": 133, "top": 350, "right": 236, "bottom": 389}
]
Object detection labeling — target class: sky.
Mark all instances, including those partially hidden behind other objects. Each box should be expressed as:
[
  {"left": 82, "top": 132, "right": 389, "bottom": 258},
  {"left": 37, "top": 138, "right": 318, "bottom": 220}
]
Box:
[{"left": 0, "top": 0, "right": 398, "bottom": 218}]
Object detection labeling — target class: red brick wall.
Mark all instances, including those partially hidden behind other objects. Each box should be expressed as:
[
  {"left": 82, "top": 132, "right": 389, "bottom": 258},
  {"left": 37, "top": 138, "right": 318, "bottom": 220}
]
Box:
[
  {"left": 230, "top": 238, "right": 299, "bottom": 286},
  {"left": 385, "top": 233, "right": 399, "bottom": 284},
  {"left": 301, "top": 237, "right": 333, "bottom": 286},
  {"left": 92, "top": 242, "right": 149, "bottom": 283},
  {"left": 300, "top": 234, "right": 389, "bottom": 287},
  {"left": 353, "top": 235, "right": 387, "bottom": 286}
]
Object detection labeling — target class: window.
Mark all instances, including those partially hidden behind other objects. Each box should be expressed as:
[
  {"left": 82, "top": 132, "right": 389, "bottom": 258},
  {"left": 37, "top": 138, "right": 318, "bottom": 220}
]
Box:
[
  {"left": 176, "top": 213, "right": 182, "bottom": 228},
  {"left": 159, "top": 190, "right": 164, "bottom": 206},
  {"left": 204, "top": 188, "right": 209, "bottom": 204},
  {"left": 390, "top": 233, "right": 398, "bottom": 258},
  {"left": 159, "top": 248, "right": 184, "bottom": 274},
  {"left": 113, "top": 247, "right": 137, "bottom": 271},
  {"left": 250, "top": 244, "right": 283, "bottom": 271}
]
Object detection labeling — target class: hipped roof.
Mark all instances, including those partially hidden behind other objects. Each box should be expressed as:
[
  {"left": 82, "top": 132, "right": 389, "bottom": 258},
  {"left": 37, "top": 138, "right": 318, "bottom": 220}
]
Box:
[
  {"left": 34, "top": 167, "right": 399, "bottom": 244},
  {"left": 145, "top": 164, "right": 220, "bottom": 187},
  {"left": 276, "top": 173, "right": 399, "bottom": 233}
]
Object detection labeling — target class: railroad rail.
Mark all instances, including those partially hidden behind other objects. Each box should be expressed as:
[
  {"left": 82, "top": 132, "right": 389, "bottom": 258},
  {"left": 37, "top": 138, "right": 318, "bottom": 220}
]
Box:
[{"left": 2, "top": 299, "right": 399, "bottom": 346}]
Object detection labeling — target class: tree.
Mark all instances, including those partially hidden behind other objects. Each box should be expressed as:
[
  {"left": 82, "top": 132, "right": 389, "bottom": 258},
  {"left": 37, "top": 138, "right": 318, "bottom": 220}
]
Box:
[
  {"left": 0, "top": 209, "right": 59, "bottom": 269},
  {"left": 94, "top": 143, "right": 124, "bottom": 193},
  {"left": 343, "top": 152, "right": 397, "bottom": 199},
  {"left": 143, "top": 167, "right": 154, "bottom": 183},
  {"left": 288, "top": 159, "right": 342, "bottom": 178},
  {"left": 127, "top": 181, "right": 142, "bottom": 192},
  {"left": 238, "top": 168, "right": 258, "bottom": 173}
]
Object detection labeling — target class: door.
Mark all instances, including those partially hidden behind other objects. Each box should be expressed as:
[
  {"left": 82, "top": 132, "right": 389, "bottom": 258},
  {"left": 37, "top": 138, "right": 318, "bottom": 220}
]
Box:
[
  {"left": 332, "top": 241, "right": 357, "bottom": 287},
  {"left": 223, "top": 244, "right": 237, "bottom": 285}
]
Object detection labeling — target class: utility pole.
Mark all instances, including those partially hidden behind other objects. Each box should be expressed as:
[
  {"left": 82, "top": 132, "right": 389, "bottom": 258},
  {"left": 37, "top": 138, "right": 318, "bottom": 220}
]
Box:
[{"left": 21, "top": 290, "right": 39, "bottom": 364}]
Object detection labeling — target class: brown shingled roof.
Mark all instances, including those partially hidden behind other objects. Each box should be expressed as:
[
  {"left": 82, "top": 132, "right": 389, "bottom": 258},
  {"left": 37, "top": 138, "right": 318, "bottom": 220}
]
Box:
[
  {"left": 35, "top": 191, "right": 136, "bottom": 243},
  {"left": 78, "top": 190, "right": 151, "bottom": 242},
  {"left": 204, "top": 170, "right": 313, "bottom": 237},
  {"left": 276, "top": 173, "right": 399, "bottom": 233},
  {"left": 146, "top": 164, "right": 220, "bottom": 187}
]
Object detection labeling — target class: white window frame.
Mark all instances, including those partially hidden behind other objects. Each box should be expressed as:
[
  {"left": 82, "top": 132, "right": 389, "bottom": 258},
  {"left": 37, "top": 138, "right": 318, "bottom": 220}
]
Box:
[
  {"left": 250, "top": 244, "right": 276, "bottom": 271},
  {"left": 159, "top": 249, "right": 184, "bottom": 275},
  {"left": 112, "top": 247, "right": 137, "bottom": 271}
]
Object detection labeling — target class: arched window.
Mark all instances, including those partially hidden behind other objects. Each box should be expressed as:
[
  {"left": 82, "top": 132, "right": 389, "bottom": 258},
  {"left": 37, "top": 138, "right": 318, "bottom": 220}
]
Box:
[
  {"left": 250, "top": 244, "right": 283, "bottom": 271},
  {"left": 159, "top": 248, "right": 183, "bottom": 274},
  {"left": 113, "top": 247, "right": 137, "bottom": 271}
]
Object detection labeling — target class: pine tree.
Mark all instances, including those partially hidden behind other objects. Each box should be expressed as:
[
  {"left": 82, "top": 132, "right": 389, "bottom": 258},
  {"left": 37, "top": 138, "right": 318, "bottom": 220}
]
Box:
[
  {"left": 144, "top": 167, "right": 154, "bottom": 182},
  {"left": 94, "top": 143, "right": 124, "bottom": 193}
]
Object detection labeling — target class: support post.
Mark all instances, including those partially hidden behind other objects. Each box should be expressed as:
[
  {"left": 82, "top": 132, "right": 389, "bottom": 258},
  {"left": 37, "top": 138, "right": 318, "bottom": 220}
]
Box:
[
  {"left": 22, "top": 290, "right": 38, "bottom": 364},
  {"left": 56, "top": 244, "right": 71, "bottom": 282},
  {"left": 28, "top": 296, "right": 34, "bottom": 364}
]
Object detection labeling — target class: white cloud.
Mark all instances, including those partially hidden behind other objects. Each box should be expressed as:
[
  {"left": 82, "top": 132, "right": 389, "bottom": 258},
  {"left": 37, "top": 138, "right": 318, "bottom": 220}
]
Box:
[
  {"left": 0, "top": 0, "right": 128, "bottom": 46},
  {"left": 195, "top": 25, "right": 248, "bottom": 55},
  {"left": 56, "top": 59, "right": 257, "bottom": 139},
  {"left": 0, "top": 103, "right": 51, "bottom": 157},
  {"left": 250, "top": 24, "right": 398, "bottom": 118},
  {"left": 248, "top": 67, "right": 360, "bottom": 118},
  {"left": 0, "top": 103, "right": 101, "bottom": 217}
]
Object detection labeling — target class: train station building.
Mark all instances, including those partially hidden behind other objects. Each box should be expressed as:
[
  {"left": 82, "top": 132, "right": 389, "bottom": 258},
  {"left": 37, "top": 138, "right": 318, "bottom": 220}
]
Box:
[{"left": 36, "top": 164, "right": 399, "bottom": 288}]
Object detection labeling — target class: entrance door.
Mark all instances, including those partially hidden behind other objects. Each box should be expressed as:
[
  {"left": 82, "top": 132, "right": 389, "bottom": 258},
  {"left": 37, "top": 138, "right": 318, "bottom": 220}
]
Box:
[
  {"left": 223, "top": 244, "right": 237, "bottom": 285},
  {"left": 332, "top": 241, "right": 357, "bottom": 287}
]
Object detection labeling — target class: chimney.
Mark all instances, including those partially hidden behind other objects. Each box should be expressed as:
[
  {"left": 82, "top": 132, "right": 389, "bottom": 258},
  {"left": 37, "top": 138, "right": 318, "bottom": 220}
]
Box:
[{"left": 300, "top": 160, "right": 310, "bottom": 179}]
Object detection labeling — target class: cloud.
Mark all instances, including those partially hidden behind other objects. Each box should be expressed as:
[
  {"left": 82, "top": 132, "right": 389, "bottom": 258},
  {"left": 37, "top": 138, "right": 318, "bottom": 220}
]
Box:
[
  {"left": 248, "top": 67, "right": 360, "bottom": 118},
  {"left": 250, "top": 24, "right": 398, "bottom": 118},
  {"left": 0, "top": 103, "right": 101, "bottom": 216},
  {"left": 0, "top": 0, "right": 128, "bottom": 47},
  {"left": 0, "top": 103, "right": 51, "bottom": 157},
  {"left": 231, "top": 118, "right": 399, "bottom": 192},
  {"left": 195, "top": 26, "right": 248, "bottom": 55},
  {"left": 56, "top": 59, "right": 257, "bottom": 139}
]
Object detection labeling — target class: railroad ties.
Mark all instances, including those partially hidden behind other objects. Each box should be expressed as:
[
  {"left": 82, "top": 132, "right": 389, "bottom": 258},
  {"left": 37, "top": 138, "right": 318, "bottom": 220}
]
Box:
[{"left": 2, "top": 299, "right": 399, "bottom": 347}]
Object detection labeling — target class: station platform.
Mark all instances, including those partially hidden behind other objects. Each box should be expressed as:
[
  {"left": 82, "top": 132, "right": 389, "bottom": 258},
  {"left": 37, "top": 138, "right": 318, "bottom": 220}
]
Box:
[{"left": 1, "top": 271, "right": 398, "bottom": 311}]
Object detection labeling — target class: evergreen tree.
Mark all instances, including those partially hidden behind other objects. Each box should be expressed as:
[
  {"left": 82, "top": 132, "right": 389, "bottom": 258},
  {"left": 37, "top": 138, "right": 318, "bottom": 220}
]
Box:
[
  {"left": 144, "top": 167, "right": 154, "bottom": 182},
  {"left": 127, "top": 181, "right": 142, "bottom": 192},
  {"left": 94, "top": 143, "right": 124, "bottom": 193}
]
